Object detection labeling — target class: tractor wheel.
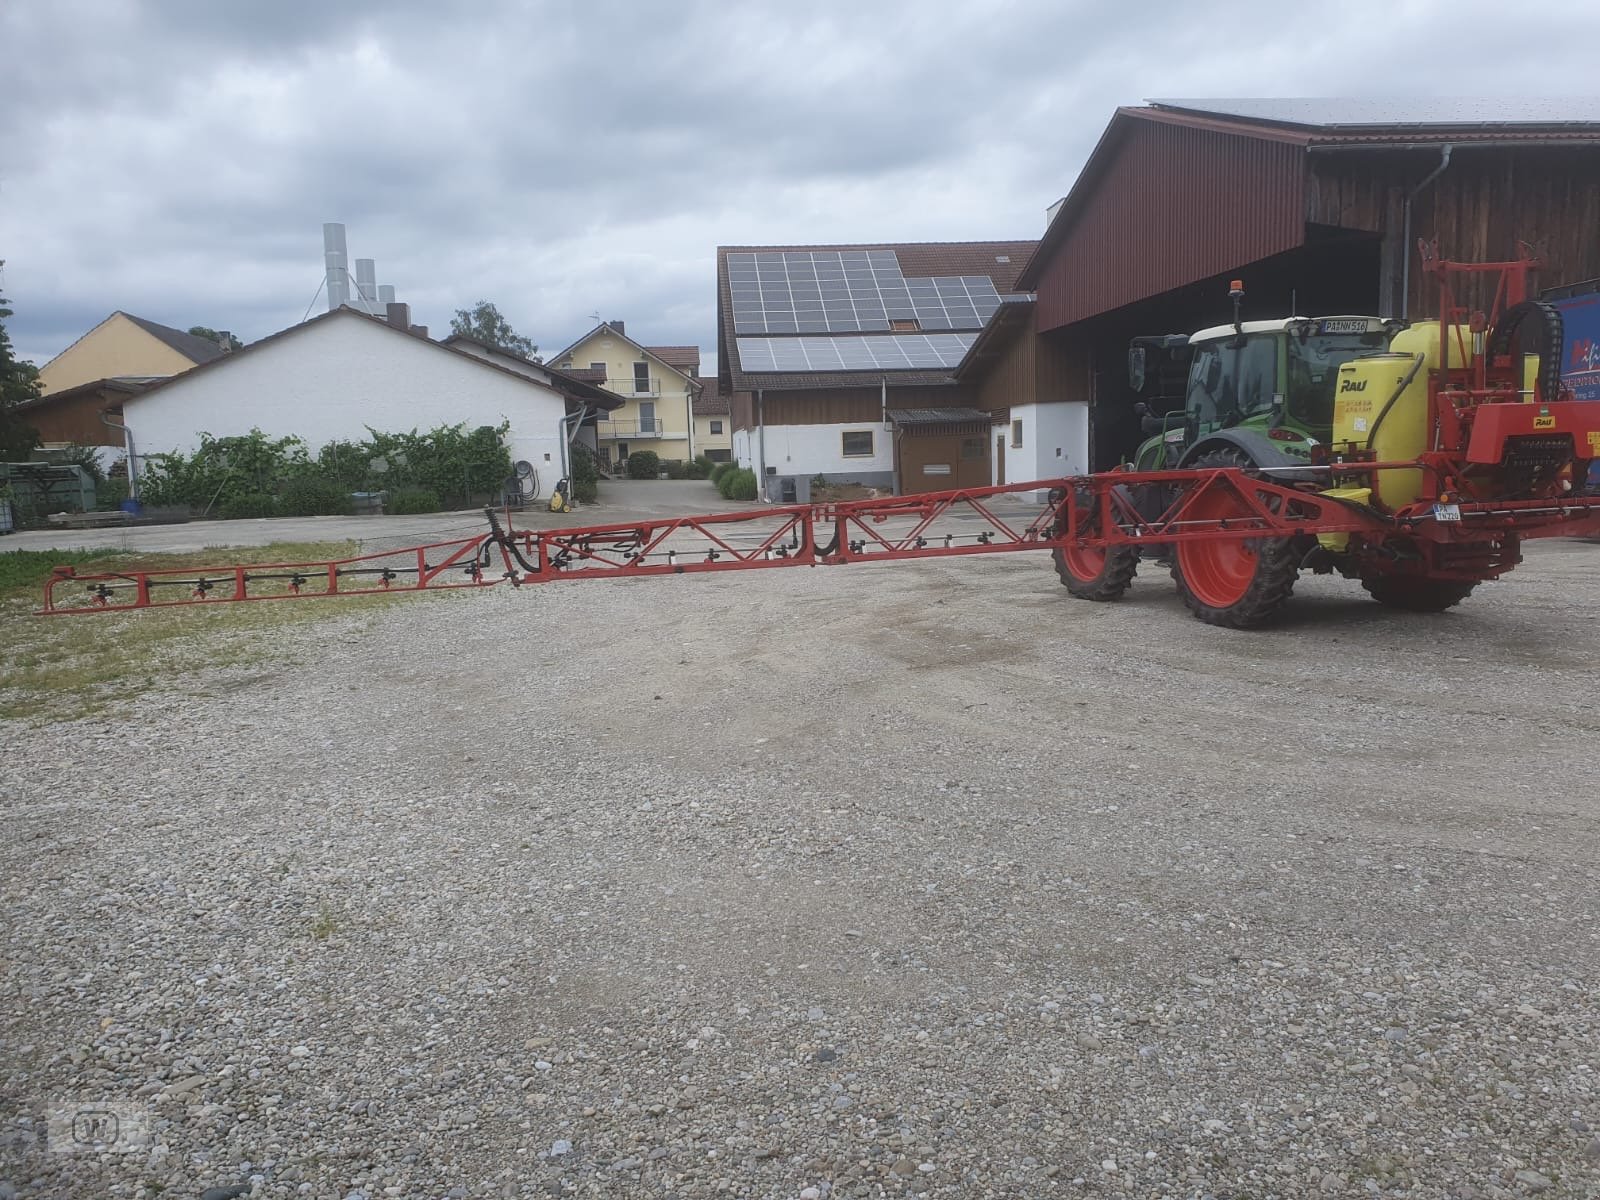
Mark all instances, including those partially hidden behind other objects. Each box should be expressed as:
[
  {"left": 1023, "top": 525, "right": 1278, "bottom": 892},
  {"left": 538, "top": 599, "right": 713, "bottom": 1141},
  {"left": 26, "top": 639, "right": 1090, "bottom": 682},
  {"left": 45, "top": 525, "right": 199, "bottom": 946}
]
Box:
[
  {"left": 1053, "top": 487, "right": 1139, "bottom": 601},
  {"left": 1361, "top": 576, "right": 1477, "bottom": 612},
  {"left": 1171, "top": 448, "right": 1300, "bottom": 628}
]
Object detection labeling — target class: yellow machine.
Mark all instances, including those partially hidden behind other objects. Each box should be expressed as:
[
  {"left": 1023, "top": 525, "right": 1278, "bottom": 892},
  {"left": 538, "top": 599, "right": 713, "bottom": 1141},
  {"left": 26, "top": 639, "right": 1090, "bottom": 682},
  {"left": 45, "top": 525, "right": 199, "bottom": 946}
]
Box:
[{"left": 1329, "top": 321, "right": 1540, "bottom": 511}]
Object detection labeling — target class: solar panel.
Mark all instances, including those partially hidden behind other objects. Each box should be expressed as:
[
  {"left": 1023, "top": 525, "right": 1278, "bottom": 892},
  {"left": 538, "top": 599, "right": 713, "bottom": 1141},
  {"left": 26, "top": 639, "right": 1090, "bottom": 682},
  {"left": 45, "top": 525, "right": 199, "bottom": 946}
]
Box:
[
  {"left": 736, "top": 334, "right": 979, "bottom": 373},
  {"left": 728, "top": 251, "right": 1002, "bottom": 335}
]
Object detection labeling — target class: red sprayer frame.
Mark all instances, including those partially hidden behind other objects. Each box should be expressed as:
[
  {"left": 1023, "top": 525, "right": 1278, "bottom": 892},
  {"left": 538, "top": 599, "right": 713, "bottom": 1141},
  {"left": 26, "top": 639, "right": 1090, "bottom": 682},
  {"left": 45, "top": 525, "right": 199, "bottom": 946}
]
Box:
[{"left": 37, "top": 471, "right": 1600, "bottom": 615}]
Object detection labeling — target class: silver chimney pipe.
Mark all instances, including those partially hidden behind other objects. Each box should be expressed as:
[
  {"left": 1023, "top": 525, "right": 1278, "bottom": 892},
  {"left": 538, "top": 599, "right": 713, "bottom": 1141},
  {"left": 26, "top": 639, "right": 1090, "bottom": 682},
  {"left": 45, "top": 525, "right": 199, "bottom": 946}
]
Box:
[
  {"left": 323, "top": 223, "right": 349, "bottom": 311},
  {"left": 354, "top": 259, "right": 378, "bottom": 313},
  {"left": 378, "top": 284, "right": 396, "bottom": 306}
]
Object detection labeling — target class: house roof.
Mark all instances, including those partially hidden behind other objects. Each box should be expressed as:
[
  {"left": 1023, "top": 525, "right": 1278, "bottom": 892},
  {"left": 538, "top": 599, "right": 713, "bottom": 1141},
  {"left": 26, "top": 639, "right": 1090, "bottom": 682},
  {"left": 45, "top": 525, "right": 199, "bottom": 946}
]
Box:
[
  {"left": 691, "top": 377, "right": 729, "bottom": 414},
  {"left": 15, "top": 375, "right": 155, "bottom": 413},
  {"left": 887, "top": 407, "right": 991, "bottom": 427},
  {"left": 645, "top": 345, "right": 700, "bottom": 372},
  {"left": 119, "top": 313, "right": 229, "bottom": 364},
  {"left": 548, "top": 322, "right": 701, "bottom": 380},
  {"left": 438, "top": 332, "right": 625, "bottom": 409},
  {"left": 716, "top": 240, "right": 1039, "bottom": 393},
  {"left": 1015, "top": 100, "right": 1600, "bottom": 294},
  {"left": 124, "top": 308, "right": 623, "bottom": 411},
  {"left": 952, "top": 299, "right": 1035, "bottom": 382}
]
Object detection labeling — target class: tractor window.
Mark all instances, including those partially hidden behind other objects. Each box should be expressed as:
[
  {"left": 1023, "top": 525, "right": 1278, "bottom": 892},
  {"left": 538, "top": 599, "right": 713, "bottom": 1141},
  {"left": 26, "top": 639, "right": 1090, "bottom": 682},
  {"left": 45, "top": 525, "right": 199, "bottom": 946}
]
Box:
[
  {"left": 1186, "top": 334, "right": 1278, "bottom": 428},
  {"left": 1286, "top": 333, "right": 1388, "bottom": 435}
]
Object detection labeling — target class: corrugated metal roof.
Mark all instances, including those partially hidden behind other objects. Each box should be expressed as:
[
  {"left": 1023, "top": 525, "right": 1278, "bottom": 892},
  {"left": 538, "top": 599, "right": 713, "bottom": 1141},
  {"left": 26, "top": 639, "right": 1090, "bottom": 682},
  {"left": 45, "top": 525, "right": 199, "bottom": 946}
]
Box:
[
  {"left": 1151, "top": 98, "right": 1600, "bottom": 129},
  {"left": 887, "top": 407, "right": 990, "bottom": 426}
]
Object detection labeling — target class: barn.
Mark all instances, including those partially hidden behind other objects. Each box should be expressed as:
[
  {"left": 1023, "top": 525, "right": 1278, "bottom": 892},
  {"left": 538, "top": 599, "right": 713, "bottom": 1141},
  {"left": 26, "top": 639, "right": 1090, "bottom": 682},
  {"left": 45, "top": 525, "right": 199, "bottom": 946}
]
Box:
[{"left": 962, "top": 99, "right": 1600, "bottom": 475}]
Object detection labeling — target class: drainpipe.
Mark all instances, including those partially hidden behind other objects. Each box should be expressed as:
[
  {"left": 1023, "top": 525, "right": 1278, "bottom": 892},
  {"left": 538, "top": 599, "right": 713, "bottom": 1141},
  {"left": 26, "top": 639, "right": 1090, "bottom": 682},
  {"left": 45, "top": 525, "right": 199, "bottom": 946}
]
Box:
[
  {"left": 755, "top": 388, "right": 766, "bottom": 500},
  {"left": 1400, "top": 143, "right": 1452, "bottom": 319},
  {"left": 101, "top": 409, "right": 137, "bottom": 500},
  {"left": 686, "top": 385, "right": 695, "bottom": 461}
]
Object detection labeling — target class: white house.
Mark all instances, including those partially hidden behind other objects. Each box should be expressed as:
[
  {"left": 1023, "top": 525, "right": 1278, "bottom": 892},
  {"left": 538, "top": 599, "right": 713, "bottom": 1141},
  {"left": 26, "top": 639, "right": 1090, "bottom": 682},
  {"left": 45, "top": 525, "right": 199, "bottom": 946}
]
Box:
[{"left": 121, "top": 305, "right": 620, "bottom": 488}]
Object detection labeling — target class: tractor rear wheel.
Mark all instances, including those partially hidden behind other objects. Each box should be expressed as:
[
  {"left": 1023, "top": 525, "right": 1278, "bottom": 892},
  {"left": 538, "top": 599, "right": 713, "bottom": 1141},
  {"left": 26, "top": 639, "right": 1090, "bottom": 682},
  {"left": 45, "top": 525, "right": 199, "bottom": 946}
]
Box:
[
  {"left": 1171, "top": 448, "right": 1300, "bottom": 628},
  {"left": 1361, "top": 576, "right": 1477, "bottom": 612},
  {"left": 1053, "top": 486, "right": 1139, "bottom": 600}
]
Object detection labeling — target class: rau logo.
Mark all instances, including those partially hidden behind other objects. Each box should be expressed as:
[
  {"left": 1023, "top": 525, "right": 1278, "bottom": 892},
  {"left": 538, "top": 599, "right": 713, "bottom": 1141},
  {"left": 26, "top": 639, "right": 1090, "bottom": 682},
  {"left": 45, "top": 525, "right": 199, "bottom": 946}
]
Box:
[{"left": 1339, "top": 378, "right": 1367, "bottom": 394}]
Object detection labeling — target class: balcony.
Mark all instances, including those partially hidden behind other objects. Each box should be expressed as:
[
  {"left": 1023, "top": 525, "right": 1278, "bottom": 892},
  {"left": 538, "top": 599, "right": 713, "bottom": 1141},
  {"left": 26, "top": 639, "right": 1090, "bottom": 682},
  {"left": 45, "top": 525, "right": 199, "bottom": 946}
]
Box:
[
  {"left": 617, "top": 378, "right": 660, "bottom": 396},
  {"left": 597, "top": 418, "right": 686, "bottom": 440}
]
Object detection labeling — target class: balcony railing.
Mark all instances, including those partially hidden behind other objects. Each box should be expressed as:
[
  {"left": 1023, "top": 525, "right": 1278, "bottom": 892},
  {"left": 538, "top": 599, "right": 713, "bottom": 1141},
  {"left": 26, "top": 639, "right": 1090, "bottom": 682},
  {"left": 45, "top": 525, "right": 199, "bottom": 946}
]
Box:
[
  {"left": 618, "top": 378, "right": 659, "bottom": 396},
  {"left": 598, "top": 418, "right": 673, "bottom": 439}
]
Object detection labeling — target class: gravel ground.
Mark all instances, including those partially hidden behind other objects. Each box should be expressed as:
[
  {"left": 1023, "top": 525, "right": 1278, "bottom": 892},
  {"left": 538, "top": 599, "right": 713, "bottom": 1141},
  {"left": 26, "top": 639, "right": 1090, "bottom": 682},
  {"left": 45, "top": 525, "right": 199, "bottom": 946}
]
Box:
[{"left": 3, "top": 540, "right": 1599, "bottom": 1200}]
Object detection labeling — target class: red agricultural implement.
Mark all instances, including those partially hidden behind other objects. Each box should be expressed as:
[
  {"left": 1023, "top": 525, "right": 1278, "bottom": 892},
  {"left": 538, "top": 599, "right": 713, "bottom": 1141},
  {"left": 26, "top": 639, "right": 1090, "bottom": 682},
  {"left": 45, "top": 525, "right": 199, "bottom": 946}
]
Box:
[{"left": 36, "top": 246, "right": 1600, "bottom": 628}]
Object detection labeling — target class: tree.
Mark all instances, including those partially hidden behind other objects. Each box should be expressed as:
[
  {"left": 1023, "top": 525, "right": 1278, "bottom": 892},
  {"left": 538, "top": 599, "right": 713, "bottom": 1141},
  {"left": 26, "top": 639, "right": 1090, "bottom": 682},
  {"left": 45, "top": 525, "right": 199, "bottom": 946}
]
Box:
[
  {"left": 450, "top": 301, "right": 537, "bottom": 360},
  {"left": 0, "top": 264, "right": 42, "bottom": 462},
  {"left": 188, "top": 326, "right": 244, "bottom": 352}
]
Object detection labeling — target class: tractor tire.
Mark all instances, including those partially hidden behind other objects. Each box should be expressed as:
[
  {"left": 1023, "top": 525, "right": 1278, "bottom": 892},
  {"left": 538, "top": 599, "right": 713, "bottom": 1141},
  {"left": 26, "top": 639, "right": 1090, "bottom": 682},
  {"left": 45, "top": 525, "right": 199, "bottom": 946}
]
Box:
[
  {"left": 1361, "top": 576, "right": 1477, "bottom": 612},
  {"left": 1171, "top": 448, "right": 1300, "bottom": 628},
  {"left": 1053, "top": 486, "right": 1139, "bottom": 601}
]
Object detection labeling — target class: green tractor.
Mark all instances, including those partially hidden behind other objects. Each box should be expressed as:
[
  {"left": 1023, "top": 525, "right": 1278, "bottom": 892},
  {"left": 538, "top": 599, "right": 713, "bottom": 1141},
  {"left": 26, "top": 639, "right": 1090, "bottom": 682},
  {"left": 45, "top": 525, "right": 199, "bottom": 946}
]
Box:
[{"left": 1056, "top": 283, "right": 1399, "bottom": 620}]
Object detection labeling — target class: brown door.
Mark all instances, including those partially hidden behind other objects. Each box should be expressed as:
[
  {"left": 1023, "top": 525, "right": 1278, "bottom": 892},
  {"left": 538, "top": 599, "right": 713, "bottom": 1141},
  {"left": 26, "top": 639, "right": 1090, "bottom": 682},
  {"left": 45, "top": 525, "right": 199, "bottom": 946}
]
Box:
[{"left": 995, "top": 433, "right": 1006, "bottom": 485}]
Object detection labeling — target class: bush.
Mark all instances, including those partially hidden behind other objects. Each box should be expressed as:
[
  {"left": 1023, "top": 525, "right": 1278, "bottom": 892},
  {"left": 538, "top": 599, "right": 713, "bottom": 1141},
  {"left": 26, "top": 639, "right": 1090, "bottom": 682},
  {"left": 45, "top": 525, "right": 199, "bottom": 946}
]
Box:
[
  {"left": 569, "top": 444, "right": 599, "bottom": 504},
  {"left": 685, "top": 456, "right": 713, "bottom": 480},
  {"left": 728, "top": 468, "right": 759, "bottom": 501},
  {"left": 626, "top": 450, "right": 661, "bottom": 480},
  {"left": 95, "top": 478, "right": 129, "bottom": 511},
  {"left": 661, "top": 459, "right": 687, "bottom": 480},
  {"left": 389, "top": 487, "right": 440, "bottom": 515},
  {"left": 710, "top": 461, "right": 733, "bottom": 485},
  {"left": 278, "top": 477, "right": 354, "bottom": 517},
  {"left": 218, "top": 493, "right": 280, "bottom": 520},
  {"left": 715, "top": 468, "right": 735, "bottom": 499}
]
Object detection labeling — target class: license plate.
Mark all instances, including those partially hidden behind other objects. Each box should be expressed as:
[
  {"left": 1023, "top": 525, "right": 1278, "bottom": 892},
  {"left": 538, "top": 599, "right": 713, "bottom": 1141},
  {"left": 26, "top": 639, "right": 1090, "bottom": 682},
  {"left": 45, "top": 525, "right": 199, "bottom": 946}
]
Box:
[
  {"left": 1432, "top": 503, "right": 1462, "bottom": 522},
  {"left": 1319, "top": 319, "right": 1370, "bottom": 335}
]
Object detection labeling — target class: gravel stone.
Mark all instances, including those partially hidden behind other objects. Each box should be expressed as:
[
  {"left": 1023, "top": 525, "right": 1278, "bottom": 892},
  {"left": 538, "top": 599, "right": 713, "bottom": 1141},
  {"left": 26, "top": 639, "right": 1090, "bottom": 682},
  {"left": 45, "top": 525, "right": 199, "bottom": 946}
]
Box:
[{"left": 4, "top": 542, "right": 1600, "bottom": 1198}]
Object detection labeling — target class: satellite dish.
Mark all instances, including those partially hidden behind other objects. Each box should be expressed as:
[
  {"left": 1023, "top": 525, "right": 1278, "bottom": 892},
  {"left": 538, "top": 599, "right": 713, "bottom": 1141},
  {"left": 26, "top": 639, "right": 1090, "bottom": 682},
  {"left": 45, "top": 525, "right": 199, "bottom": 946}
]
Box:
[{"left": 515, "top": 460, "right": 534, "bottom": 479}]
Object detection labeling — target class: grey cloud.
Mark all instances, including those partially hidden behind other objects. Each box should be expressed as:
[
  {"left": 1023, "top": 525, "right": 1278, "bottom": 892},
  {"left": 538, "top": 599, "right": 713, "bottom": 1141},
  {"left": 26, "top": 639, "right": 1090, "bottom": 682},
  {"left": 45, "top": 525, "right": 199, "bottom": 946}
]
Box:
[{"left": 4, "top": 0, "right": 1599, "bottom": 370}]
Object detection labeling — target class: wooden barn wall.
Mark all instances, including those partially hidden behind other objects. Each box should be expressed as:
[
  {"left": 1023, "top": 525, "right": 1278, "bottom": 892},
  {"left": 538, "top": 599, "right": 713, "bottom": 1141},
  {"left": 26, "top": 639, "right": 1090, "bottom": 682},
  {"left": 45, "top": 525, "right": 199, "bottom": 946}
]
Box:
[
  {"left": 1035, "top": 119, "right": 1305, "bottom": 332},
  {"left": 974, "top": 310, "right": 1037, "bottom": 414},
  {"left": 731, "top": 390, "right": 755, "bottom": 431},
  {"left": 760, "top": 385, "right": 970, "bottom": 426},
  {"left": 23, "top": 391, "right": 125, "bottom": 447},
  {"left": 1306, "top": 146, "right": 1600, "bottom": 317}
]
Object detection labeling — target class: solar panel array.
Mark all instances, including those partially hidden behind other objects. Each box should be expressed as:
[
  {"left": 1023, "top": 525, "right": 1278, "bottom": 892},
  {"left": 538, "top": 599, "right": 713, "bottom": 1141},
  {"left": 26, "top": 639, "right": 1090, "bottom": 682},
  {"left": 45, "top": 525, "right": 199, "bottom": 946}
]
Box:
[
  {"left": 735, "top": 334, "right": 979, "bottom": 373},
  {"left": 728, "top": 251, "right": 1003, "bottom": 335}
]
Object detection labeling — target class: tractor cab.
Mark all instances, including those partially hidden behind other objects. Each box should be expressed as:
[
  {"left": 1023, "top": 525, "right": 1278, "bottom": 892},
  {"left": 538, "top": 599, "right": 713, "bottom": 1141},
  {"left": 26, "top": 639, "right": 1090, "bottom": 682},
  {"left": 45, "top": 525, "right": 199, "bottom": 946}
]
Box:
[{"left": 1130, "top": 313, "right": 1394, "bottom": 471}]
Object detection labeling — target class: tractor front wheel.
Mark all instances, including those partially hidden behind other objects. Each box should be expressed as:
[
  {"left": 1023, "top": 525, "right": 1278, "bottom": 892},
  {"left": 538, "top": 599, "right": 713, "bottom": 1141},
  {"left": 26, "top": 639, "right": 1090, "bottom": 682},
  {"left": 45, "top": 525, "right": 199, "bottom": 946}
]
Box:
[
  {"left": 1053, "top": 486, "right": 1139, "bottom": 601},
  {"left": 1361, "top": 576, "right": 1477, "bottom": 612},
  {"left": 1171, "top": 448, "right": 1300, "bottom": 628}
]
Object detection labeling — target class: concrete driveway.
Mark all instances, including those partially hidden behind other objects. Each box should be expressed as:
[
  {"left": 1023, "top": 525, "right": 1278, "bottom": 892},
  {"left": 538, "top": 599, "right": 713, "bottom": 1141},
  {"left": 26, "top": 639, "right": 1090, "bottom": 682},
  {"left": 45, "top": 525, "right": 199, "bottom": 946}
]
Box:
[
  {"left": 1, "top": 479, "right": 751, "bottom": 553},
  {"left": 2, "top": 478, "right": 1047, "bottom": 554}
]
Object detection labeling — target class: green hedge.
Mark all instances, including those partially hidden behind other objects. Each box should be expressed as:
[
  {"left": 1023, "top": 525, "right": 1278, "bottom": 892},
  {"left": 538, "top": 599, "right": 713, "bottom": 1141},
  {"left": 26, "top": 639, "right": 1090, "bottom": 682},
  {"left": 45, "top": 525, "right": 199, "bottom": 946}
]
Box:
[
  {"left": 137, "top": 423, "right": 511, "bottom": 515},
  {"left": 716, "top": 466, "right": 759, "bottom": 501},
  {"left": 709, "top": 461, "right": 733, "bottom": 485},
  {"left": 685, "top": 456, "right": 713, "bottom": 480},
  {"left": 568, "top": 444, "right": 599, "bottom": 504},
  {"left": 389, "top": 488, "right": 441, "bottom": 514},
  {"left": 218, "top": 493, "right": 279, "bottom": 520},
  {"left": 626, "top": 450, "right": 661, "bottom": 480}
]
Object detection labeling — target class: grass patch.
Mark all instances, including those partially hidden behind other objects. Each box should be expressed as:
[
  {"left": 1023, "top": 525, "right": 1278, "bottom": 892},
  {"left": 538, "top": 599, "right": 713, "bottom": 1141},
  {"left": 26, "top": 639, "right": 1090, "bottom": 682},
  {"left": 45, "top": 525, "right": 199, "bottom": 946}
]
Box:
[
  {"left": 0, "top": 541, "right": 417, "bottom": 724},
  {"left": 310, "top": 903, "right": 339, "bottom": 940}
]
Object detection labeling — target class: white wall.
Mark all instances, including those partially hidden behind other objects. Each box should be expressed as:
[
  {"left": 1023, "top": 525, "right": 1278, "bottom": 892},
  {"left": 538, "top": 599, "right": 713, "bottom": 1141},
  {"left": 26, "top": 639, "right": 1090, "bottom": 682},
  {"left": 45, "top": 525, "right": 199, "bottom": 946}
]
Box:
[
  {"left": 124, "top": 312, "right": 570, "bottom": 483},
  {"left": 759, "top": 422, "right": 893, "bottom": 478},
  {"left": 732, "top": 427, "right": 754, "bottom": 469},
  {"left": 1001, "top": 401, "right": 1090, "bottom": 499}
]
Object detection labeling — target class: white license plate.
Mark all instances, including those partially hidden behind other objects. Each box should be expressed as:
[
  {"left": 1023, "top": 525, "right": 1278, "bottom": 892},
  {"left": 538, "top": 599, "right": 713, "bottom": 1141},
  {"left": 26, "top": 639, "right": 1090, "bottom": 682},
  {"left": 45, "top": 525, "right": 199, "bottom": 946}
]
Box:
[
  {"left": 1319, "top": 319, "right": 1370, "bottom": 335},
  {"left": 1432, "top": 503, "right": 1462, "bottom": 522}
]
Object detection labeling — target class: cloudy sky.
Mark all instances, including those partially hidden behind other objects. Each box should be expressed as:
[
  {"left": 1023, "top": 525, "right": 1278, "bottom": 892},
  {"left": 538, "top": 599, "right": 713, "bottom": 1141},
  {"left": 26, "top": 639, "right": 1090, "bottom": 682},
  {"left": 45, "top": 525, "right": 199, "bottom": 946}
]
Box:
[{"left": 4, "top": 0, "right": 1597, "bottom": 372}]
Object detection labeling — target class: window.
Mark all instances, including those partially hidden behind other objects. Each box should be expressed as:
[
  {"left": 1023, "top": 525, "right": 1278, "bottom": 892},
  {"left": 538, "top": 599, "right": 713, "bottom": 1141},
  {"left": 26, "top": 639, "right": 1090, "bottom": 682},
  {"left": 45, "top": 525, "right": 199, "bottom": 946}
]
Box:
[
  {"left": 1011, "top": 420, "right": 1023, "bottom": 448},
  {"left": 889, "top": 318, "right": 920, "bottom": 332},
  {"left": 560, "top": 360, "right": 573, "bottom": 369},
  {"left": 633, "top": 361, "right": 650, "bottom": 394},
  {"left": 1186, "top": 334, "right": 1278, "bottom": 429},
  {"left": 841, "top": 430, "right": 874, "bottom": 458},
  {"left": 589, "top": 361, "right": 605, "bottom": 375},
  {"left": 961, "top": 437, "right": 984, "bottom": 460},
  {"left": 710, "top": 420, "right": 724, "bottom": 435},
  {"left": 637, "top": 401, "right": 656, "bottom": 435}
]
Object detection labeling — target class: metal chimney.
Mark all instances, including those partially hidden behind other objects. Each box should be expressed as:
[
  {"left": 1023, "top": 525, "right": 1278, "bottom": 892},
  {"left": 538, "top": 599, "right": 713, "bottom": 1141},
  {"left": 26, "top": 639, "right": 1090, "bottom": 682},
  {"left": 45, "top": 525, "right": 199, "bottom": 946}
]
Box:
[
  {"left": 378, "top": 284, "right": 396, "bottom": 306},
  {"left": 354, "top": 259, "right": 378, "bottom": 314},
  {"left": 323, "top": 223, "right": 349, "bottom": 311}
]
